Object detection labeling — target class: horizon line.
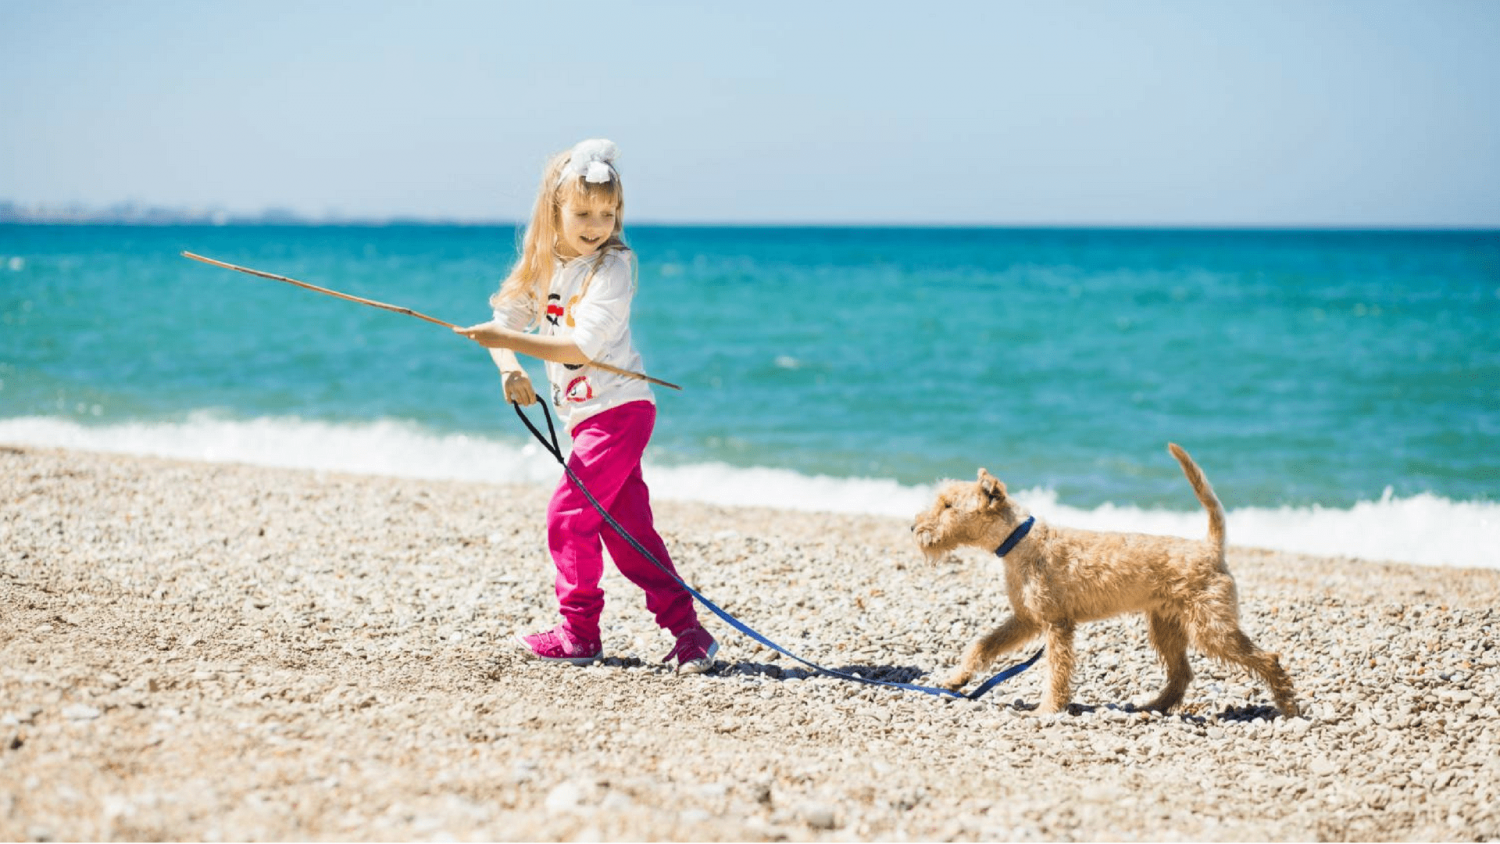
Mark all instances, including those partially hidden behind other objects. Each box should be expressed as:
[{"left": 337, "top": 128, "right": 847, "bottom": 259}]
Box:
[
  {"left": 4, "top": 199, "right": 1498, "bottom": 231},
  {"left": 3, "top": 219, "right": 1498, "bottom": 233}
]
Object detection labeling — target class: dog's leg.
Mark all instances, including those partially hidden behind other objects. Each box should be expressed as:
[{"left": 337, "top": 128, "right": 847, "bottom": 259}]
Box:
[
  {"left": 1194, "top": 625, "right": 1300, "bottom": 718},
  {"left": 1186, "top": 575, "right": 1301, "bottom": 717},
  {"left": 1142, "top": 611, "right": 1193, "bottom": 712},
  {"left": 942, "top": 615, "right": 1038, "bottom": 690},
  {"left": 1038, "top": 621, "right": 1077, "bottom": 714}
]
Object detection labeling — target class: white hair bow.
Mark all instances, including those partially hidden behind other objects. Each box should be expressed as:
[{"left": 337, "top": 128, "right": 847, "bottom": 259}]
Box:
[{"left": 558, "top": 138, "right": 619, "bottom": 187}]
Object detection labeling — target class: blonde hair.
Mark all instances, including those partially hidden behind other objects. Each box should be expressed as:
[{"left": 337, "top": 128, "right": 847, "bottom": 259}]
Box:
[{"left": 490, "top": 148, "right": 629, "bottom": 324}]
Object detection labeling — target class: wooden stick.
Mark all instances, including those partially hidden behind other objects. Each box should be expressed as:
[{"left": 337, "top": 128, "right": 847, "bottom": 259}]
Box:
[
  {"left": 181, "top": 251, "right": 682, "bottom": 391},
  {"left": 183, "top": 251, "right": 456, "bottom": 327}
]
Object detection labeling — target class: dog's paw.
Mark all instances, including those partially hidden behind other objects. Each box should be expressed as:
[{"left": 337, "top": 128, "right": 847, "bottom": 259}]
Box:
[
  {"left": 939, "top": 670, "right": 971, "bottom": 691},
  {"left": 1140, "top": 696, "right": 1180, "bottom": 714}
]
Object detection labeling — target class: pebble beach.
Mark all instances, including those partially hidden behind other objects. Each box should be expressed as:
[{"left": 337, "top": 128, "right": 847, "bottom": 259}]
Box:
[{"left": 2, "top": 445, "right": 1497, "bottom": 841}]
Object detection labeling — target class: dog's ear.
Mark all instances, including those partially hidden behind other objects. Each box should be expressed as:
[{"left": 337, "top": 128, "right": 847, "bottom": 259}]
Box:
[{"left": 977, "top": 468, "right": 1007, "bottom": 501}]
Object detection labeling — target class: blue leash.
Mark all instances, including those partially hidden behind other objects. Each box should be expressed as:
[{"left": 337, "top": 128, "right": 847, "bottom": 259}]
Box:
[{"left": 512, "top": 400, "right": 1043, "bottom": 700}]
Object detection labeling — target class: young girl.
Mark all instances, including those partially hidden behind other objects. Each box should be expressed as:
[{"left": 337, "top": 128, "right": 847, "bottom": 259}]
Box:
[{"left": 454, "top": 139, "right": 718, "bottom": 674}]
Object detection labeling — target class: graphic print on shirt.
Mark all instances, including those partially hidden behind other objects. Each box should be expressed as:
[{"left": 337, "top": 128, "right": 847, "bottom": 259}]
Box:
[
  {"left": 563, "top": 375, "right": 594, "bottom": 403},
  {"left": 566, "top": 294, "right": 581, "bottom": 328},
  {"left": 548, "top": 292, "right": 584, "bottom": 370}
]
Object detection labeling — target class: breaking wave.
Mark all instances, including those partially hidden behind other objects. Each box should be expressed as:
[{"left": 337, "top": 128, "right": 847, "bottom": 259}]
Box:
[{"left": 3, "top": 413, "right": 1494, "bottom": 570}]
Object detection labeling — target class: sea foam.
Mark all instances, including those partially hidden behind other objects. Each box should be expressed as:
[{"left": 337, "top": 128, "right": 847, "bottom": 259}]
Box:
[{"left": 3, "top": 413, "right": 1494, "bottom": 571}]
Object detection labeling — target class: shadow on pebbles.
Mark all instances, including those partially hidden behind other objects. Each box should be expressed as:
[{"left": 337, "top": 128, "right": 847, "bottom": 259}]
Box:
[{"left": 2, "top": 446, "right": 1497, "bottom": 840}]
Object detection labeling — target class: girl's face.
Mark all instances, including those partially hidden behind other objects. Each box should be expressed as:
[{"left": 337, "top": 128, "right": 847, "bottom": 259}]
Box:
[{"left": 556, "top": 195, "right": 618, "bottom": 258}]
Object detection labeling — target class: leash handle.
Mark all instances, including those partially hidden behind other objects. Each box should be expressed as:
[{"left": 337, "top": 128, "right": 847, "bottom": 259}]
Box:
[
  {"left": 523, "top": 398, "right": 562, "bottom": 461},
  {"left": 510, "top": 400, "right": 1041, "bottom": 700}
]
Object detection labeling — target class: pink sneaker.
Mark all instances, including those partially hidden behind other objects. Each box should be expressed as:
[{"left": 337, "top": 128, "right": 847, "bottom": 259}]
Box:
[
  {"left": 514, "top": 625, "right": 601, "bottom": 665},
  {"left": 663, "top": 627, "right": 719, "bottom": 675}
]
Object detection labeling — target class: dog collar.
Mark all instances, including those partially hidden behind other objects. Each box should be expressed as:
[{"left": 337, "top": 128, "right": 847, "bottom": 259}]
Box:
[{"left": 994, "top": 516, "right": 1035, "bottom": 558}]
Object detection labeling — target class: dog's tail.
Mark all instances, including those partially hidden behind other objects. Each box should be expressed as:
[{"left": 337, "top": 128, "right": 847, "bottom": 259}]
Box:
[{"left": 1168, "top": 443, "right": 1225, "bottom": 550}]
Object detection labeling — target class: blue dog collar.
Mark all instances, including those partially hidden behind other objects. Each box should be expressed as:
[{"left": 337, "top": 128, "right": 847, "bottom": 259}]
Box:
[{"left": 994, "top": 515, "right": 1035, "bottom": 558}]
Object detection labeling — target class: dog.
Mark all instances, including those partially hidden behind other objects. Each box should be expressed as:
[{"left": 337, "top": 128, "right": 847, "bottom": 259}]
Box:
[{"left": 911, "top": 443, "right": 1298, "bottom": 717}]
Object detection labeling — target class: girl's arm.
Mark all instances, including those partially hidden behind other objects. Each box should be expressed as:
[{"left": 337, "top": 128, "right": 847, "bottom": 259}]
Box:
[
  {"left": 488, "top": 346, "right": 538, "bottom": 406},
  {"left": 456, "top": 321, "right": 590, "bottom": 365}
]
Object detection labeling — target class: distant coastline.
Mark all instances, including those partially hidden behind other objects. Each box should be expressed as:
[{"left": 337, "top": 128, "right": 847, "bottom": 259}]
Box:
[
  {"left": 3, "top": 201, "right": 1496, "bottom": 231},
  {"left": 0, "top": 200, "right": 499, "bottom": 227}
]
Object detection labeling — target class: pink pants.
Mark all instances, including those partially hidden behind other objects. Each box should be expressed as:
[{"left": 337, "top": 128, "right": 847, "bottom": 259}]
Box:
[{"left": 547, "top": 400, "right": 698, "bottom": 642}]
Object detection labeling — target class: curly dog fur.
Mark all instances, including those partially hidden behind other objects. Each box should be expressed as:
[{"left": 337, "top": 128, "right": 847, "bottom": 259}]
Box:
[{"left": 911, "top": 443, "right": 1298, "bottom": 717}]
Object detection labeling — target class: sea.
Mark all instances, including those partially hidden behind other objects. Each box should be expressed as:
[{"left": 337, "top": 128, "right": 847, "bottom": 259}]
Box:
[{"left": 2, "top": 224, "right": 1497, "bottom": 569}]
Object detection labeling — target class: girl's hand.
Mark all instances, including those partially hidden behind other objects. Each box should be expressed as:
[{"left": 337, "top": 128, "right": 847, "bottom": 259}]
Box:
[
  {"left": 454, "top": 321, "right": 514, "bottom": 349},
  {"left": 502, "top": 369, "right": 537, "bottom": 406}
]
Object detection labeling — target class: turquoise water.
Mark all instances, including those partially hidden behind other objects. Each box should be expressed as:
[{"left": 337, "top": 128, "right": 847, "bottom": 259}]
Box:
[{"left": 2, "top": 224, "right": 1497, "bottom": 566}]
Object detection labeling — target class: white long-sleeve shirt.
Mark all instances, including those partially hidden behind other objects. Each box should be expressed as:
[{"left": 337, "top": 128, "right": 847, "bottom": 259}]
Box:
[{"left": 493, "top": 249, "right": 654, "bottom": 431}]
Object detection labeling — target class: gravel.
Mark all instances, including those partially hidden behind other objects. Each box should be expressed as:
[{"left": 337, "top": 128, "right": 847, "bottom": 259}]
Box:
[{"left": 2, "top": 445, "right": 1498, "bottom": 841}]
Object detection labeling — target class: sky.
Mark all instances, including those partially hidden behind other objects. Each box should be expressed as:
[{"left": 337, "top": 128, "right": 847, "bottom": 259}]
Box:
[{"left": 2, "top": 0, "right": 1498, "bottom": 227}]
